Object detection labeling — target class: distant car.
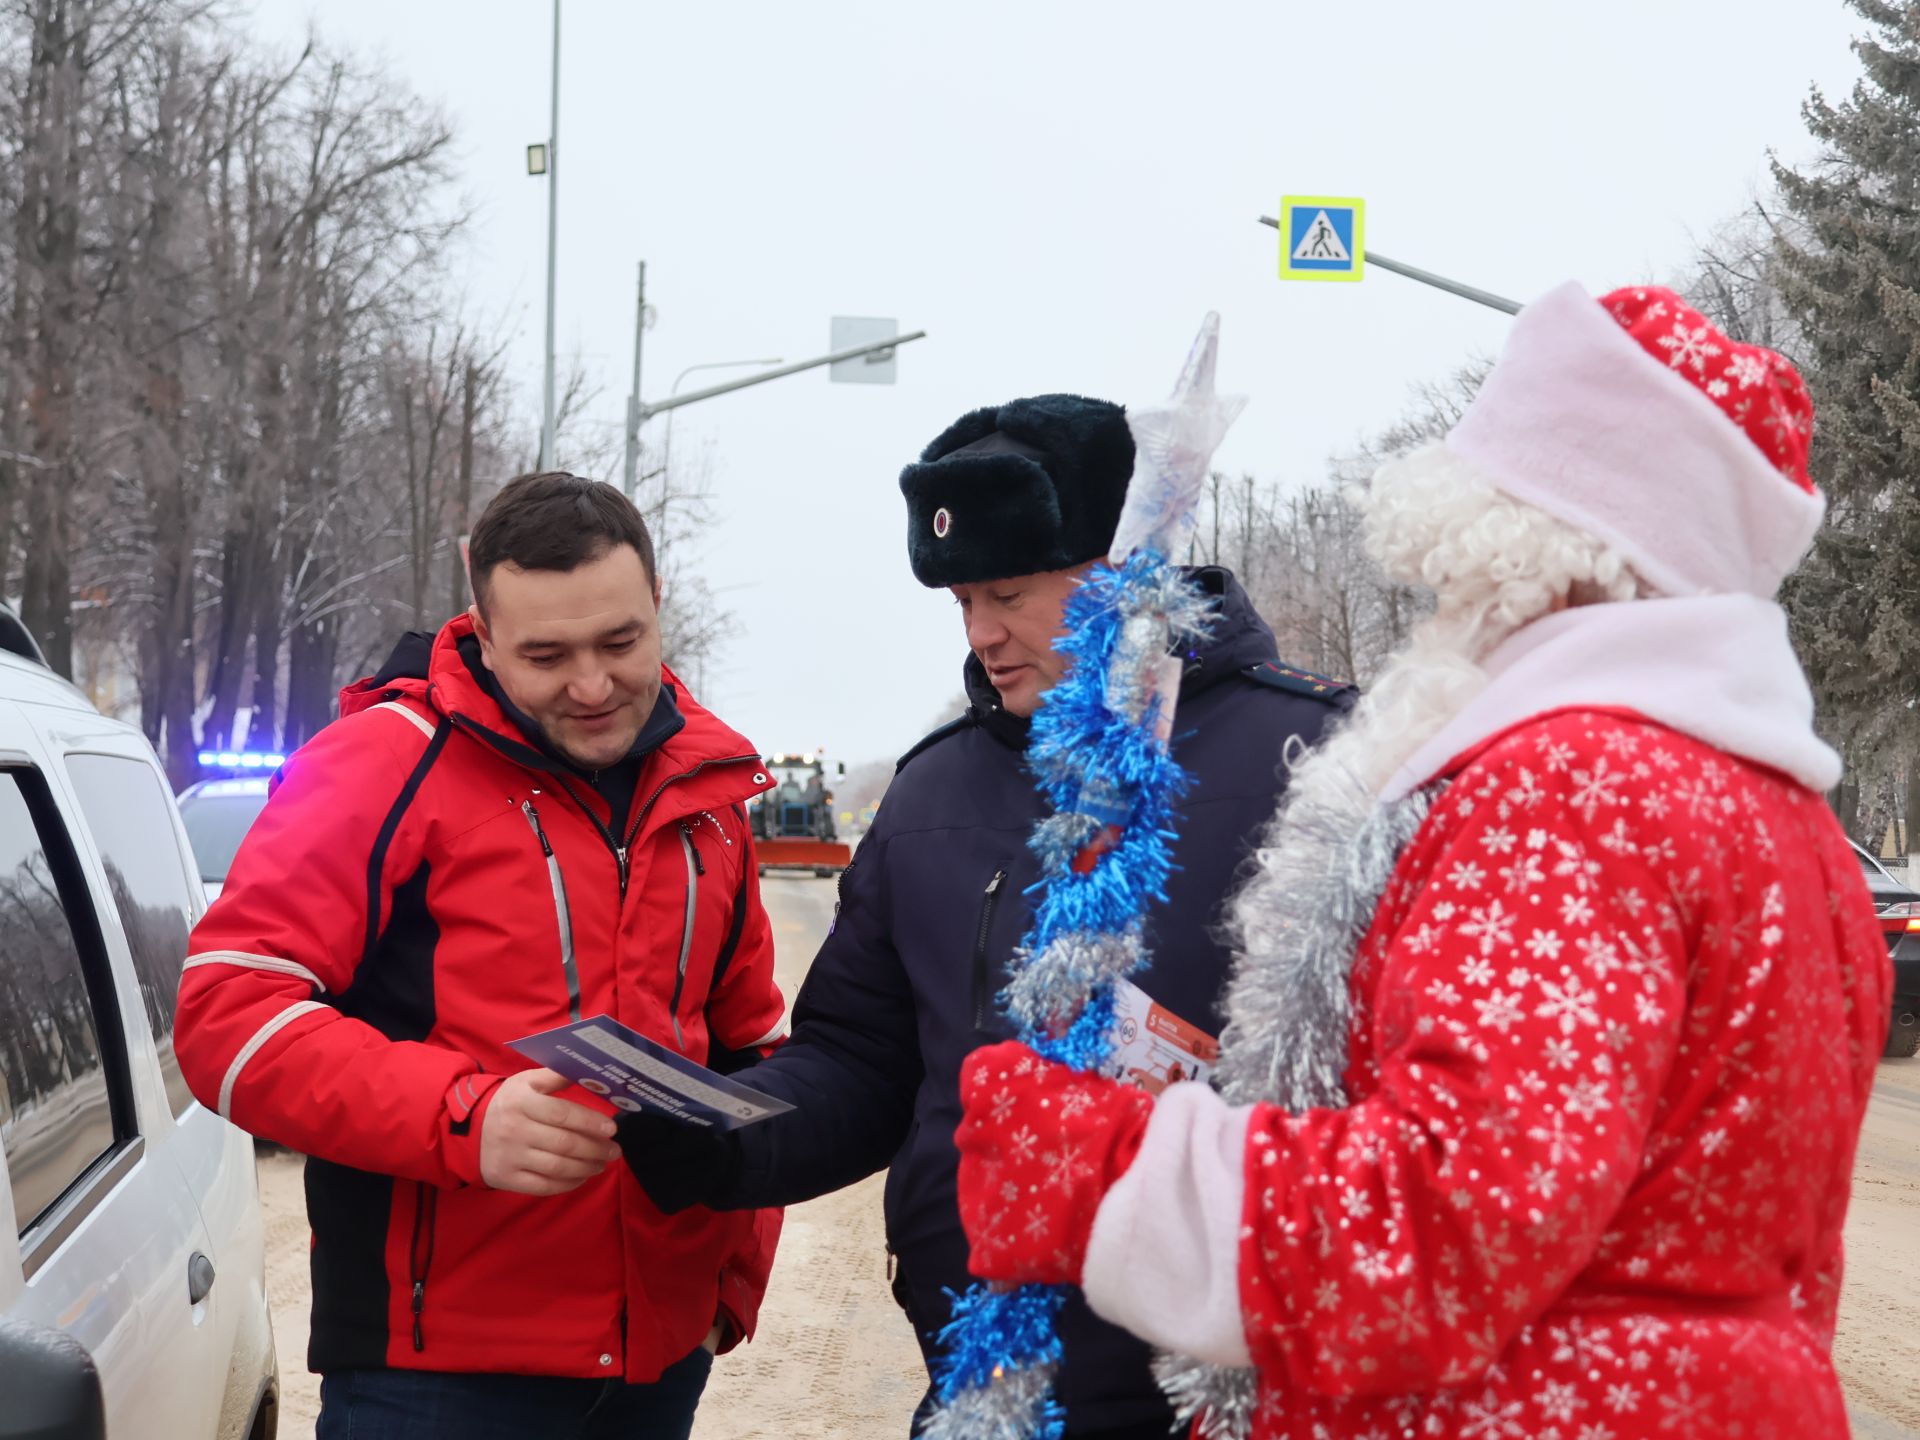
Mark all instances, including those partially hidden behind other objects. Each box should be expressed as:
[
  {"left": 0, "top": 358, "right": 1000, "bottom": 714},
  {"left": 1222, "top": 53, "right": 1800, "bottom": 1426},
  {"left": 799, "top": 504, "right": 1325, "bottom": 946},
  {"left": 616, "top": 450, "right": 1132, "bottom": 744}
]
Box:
[
  {"left": 1855, "top": 841, "right": 1920, "bottom": 1058},
  {"left": 175, "top": 777, "right": 272, "bottom": 904},
  {"left": 0, "top": 620, "right": 278, "bottom": 1439}
]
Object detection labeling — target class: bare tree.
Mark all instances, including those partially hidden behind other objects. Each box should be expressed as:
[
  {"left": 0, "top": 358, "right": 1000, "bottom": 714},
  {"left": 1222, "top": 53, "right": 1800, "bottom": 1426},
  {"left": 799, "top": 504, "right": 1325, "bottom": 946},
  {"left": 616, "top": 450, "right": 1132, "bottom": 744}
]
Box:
[{"left": 0, "top": 5, "right": 739, "bottom": 781}]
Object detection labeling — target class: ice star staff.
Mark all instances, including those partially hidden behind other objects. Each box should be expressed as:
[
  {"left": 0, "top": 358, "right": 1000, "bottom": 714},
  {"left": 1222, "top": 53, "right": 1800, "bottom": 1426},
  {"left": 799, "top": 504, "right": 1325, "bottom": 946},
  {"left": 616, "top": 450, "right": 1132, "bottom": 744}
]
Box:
[{"left": 919, "top": 315, "right": 1246, "bottom": 1440}]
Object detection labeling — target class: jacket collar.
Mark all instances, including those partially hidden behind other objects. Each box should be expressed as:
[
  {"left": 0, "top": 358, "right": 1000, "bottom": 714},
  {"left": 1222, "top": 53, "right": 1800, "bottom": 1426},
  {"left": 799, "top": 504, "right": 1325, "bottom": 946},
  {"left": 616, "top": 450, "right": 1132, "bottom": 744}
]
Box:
[
  {"left": 960, "top": 565, "right": 1279, "bottom": 750},
  {"left": 451, "top": 628, "right": 686, "bottom": 779},
  {"left": 341, "top": 614, "right": 759, "bottom": 786}
]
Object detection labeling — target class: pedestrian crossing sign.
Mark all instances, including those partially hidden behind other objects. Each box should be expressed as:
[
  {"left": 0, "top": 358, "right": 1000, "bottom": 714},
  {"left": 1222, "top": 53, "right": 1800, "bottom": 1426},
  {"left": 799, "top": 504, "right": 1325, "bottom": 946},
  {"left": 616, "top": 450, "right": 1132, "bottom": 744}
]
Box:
[{"left": 1279, "top": 196, "right": 1365, "bottom": 283}]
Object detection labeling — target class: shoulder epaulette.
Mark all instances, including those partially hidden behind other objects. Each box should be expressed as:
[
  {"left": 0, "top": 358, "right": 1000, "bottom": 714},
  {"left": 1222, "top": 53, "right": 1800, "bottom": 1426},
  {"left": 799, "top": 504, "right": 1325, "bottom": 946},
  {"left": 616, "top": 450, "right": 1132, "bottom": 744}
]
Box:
[
  {"left": 1243, "top": 661, "right": 1359, "bottom": 706},
  {"left": 895, "top": 714, "right": 973, "bottom": 772}
]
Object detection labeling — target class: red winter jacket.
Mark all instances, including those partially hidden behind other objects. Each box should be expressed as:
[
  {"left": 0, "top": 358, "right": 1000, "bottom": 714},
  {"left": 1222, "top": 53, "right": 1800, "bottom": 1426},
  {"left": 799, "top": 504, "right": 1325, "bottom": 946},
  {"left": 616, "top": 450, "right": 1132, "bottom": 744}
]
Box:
[
  {"left": 174, "top": 616, "right": 786, "bottom": 1381},
  {"left": 1065, "top": 711, "right": 1887, "bottom": 1437},
  {"left": 1231, "top": 714, "right": 1887, "bottom": 1436}
]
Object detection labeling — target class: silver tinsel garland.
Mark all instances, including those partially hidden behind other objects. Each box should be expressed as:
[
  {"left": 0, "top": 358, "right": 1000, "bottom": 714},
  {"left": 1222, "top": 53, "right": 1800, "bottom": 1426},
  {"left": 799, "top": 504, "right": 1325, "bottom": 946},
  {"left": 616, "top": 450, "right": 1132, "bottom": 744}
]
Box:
[
  {"left": 1151, "top": 761, "right": 1433, "bottom": 1437},
  {"left": 917, "top": 1360, "right": 1062, "bottom": 1440},
  {"left": 927, "top": 315, "right": 1252, "bottom": 1437}
]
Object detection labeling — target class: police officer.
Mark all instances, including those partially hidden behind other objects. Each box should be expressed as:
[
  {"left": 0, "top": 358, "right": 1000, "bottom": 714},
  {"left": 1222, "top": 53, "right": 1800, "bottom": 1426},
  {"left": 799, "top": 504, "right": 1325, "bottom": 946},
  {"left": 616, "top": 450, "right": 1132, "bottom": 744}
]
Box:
[{"left": 618, "top": 394, "right": 1353, "bottom": 1436}]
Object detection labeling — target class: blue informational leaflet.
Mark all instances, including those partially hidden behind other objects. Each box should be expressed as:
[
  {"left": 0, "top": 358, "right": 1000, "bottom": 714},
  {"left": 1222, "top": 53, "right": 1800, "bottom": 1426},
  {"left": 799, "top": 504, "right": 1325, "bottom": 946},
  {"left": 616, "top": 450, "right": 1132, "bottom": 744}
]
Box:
[{"left": 511, "top": 1015, "right": 794, "bottom": 1132}]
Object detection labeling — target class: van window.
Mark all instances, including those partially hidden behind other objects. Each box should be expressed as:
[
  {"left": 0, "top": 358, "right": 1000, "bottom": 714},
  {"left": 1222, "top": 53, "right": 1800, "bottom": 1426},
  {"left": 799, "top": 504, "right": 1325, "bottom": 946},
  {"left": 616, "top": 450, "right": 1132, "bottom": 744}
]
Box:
[
  {"left": 0, "top": 770, "right": 115, "bottom": 1232},
  {"left": 66, "top": 754, "right": 197, "bottom": 1116}
]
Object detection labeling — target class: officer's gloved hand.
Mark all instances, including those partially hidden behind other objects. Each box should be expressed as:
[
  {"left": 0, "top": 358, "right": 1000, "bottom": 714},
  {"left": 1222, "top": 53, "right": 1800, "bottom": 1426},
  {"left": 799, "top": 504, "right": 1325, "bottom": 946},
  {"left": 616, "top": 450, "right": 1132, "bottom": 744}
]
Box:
[{"left": 614, "top": 1112, "right": 743, "bottom": 1214}]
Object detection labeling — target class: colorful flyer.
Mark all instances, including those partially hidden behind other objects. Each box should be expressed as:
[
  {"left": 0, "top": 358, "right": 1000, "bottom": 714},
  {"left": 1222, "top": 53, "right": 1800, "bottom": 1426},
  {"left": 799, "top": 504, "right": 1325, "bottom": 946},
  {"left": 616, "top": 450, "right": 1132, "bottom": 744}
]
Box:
[
  {"left": 1111, "top": 977, "right": 1220, "bottom": 1095},
  {"left": 511, "top": 1015, "right": 794, "bottom": 1131}
]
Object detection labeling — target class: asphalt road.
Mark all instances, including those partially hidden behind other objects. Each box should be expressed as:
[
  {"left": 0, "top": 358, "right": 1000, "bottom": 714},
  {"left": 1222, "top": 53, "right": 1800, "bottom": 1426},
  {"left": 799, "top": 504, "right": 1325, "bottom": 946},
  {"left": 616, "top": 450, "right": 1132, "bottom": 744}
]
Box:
[
  {"left": 691, "top": 871, "right": 928, "bottom": 1438},
  {"left": 716, "top": 878, "right": 1920, "bottom": 1437},
  {"left": 1838, "top": 1057, "right": 1920, "bottom": 1438}
]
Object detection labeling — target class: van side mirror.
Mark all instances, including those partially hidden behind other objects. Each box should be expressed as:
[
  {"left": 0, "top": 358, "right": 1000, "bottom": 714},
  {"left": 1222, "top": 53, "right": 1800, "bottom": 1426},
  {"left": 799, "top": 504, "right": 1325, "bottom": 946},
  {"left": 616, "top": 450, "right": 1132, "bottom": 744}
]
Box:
[{"left": 0, "top": 1318, "right": 107, "bottom": 1440}]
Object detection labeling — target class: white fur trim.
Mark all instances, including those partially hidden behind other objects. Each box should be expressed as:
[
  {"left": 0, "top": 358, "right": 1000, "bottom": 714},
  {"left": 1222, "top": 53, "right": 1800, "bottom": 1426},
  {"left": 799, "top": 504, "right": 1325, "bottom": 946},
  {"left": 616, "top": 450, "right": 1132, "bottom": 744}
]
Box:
[
  {"left": 1447, "top": 281, "right": 1824, "bottom": 600},
  {"left": 1382, "top": 594, "right": 1841, "bottom": 803},
  {"left": 1080, "top": 1083, "right": 1254, "bottom": 1367}
]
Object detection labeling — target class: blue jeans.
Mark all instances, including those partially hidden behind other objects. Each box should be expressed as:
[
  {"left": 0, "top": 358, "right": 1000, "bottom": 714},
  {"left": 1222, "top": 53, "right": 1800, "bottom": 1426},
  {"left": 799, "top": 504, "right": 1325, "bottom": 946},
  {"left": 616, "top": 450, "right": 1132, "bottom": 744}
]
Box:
[{"left": 316, "top": 1348, "right": 714, "bottom": 1440}]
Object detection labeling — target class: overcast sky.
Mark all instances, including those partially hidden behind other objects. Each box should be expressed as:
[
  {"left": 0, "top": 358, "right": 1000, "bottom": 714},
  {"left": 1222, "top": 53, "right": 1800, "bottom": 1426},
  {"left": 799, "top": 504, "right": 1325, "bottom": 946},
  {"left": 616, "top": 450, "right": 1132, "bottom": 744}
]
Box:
[{"left": 248, "top": 0, "right": 1867, "bottom": 767}]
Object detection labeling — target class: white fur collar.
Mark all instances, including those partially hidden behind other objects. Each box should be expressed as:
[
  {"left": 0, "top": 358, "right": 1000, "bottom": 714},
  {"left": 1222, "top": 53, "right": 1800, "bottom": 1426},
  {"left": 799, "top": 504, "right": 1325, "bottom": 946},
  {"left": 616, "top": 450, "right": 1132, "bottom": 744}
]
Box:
[{"left": 1380, "top": 595, "right": 1842, "bottom": 804}]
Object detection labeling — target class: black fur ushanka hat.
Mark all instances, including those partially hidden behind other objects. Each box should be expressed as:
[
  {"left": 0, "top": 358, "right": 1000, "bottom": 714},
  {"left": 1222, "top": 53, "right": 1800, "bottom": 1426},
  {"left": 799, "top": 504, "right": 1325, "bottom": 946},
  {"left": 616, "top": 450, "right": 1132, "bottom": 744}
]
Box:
[{"left": 897, "top": 393, "right": 1134, "bottom": 587}]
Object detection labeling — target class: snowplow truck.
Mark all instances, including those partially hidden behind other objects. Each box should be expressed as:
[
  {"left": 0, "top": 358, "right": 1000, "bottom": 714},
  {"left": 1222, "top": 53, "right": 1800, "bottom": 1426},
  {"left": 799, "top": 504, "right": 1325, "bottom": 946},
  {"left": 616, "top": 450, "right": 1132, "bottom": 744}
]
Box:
[{"left": 749, "top": 753, "right": 852, "bottom": 876}]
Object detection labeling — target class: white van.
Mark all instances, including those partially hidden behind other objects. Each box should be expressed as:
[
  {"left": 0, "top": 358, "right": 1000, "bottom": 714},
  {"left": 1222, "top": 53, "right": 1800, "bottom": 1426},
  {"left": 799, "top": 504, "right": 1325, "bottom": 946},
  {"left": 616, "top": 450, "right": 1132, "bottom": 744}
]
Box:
[{"left": 0, "top": 624, "right": 277, "bottom": 1439}]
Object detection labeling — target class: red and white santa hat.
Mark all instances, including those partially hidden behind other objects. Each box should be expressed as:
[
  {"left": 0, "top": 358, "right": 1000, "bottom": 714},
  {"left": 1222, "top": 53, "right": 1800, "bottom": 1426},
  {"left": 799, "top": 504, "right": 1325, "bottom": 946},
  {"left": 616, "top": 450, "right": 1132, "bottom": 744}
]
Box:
[{"left": 1444, "top": 281, "right": 1821, "bottom": 599}]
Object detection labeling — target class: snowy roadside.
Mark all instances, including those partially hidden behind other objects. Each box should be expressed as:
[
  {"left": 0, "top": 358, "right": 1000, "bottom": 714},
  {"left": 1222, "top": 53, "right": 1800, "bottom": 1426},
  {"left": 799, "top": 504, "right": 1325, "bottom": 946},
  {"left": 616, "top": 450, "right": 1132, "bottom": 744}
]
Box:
[
  {"left": 252, "top": 878, "right": 1920, "bottom": 1438},
  {"left": 256, "top": 1150, "right": 926, "bottom": 1439}
]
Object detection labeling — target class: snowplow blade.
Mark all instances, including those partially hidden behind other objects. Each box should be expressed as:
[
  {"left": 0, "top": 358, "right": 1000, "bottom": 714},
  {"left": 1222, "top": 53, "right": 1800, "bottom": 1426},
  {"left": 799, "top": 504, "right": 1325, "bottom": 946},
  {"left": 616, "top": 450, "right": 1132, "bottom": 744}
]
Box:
[{"left": 756, "top": 837, "right": 852, "bottom": 874}]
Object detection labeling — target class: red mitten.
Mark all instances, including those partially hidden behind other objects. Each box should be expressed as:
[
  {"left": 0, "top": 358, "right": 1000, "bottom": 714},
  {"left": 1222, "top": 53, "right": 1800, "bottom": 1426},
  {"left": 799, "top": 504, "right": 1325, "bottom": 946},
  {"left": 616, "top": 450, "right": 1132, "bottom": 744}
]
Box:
[{"left": 955, "top": 1040, "right": 1154, "bottom": 1288}]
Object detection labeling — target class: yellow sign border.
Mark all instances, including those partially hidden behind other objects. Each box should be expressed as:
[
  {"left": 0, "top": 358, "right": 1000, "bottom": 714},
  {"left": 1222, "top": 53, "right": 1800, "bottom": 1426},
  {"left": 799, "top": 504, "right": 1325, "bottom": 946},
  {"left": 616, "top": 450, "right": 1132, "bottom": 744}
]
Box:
[{"left": 1279, "top": 195, "right": 1366, "bottom": 283}]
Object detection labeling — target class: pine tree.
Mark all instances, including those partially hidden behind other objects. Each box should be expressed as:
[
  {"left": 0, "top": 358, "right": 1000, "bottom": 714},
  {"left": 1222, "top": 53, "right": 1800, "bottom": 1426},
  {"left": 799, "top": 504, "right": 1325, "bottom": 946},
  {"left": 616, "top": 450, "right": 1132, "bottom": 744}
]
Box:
[{"left": 1772, "top": 0, "right": 1920, "bottom": 836}]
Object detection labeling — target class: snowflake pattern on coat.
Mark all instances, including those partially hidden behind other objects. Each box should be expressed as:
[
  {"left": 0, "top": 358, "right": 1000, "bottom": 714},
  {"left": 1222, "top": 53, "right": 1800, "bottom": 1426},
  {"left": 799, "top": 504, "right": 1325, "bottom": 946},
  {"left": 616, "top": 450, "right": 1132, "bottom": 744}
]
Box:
[{"left": 1236, "top": 711, "right": 1889, "bottom": 1439}]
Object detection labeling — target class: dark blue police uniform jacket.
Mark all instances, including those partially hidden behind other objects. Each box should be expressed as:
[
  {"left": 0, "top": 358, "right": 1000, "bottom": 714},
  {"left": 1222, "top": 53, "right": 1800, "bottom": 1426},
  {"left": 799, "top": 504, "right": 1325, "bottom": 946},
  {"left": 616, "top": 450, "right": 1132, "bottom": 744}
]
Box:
[{"left": 712, "top": 567, "right": 1354, "bottom": 1433}]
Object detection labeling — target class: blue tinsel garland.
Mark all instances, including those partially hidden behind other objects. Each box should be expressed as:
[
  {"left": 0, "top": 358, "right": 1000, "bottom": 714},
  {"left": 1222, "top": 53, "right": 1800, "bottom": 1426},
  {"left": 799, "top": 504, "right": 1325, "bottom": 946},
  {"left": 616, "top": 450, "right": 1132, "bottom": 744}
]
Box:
[{"left": 919, "top": 547, "right": 1214, "bottom": 1440}]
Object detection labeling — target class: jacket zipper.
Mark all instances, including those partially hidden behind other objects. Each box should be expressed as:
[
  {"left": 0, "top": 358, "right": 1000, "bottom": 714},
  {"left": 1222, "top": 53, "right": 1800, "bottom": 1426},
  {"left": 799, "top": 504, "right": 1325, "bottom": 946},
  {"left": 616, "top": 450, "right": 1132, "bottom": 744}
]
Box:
[
  {"left": 409, "top": 1182, "right": 438, "bottom": 1352},
  {"left": 680, "top": 820, "right": 708, "bottom": 878},
  {"left": 449, "top": 706, "right": 757, "bottom": 861},
  {"left": 666, "top": 823, "right": 703, "bottom": 1049},
  {"left": 829, "top": 849, "right": 853, "bottom": 933},
  {"left": 625, "top": 754, "right": 760, "bottom": 858},
  {"left": 970, "top": 869, "right": 1008, "bottom": 1031},
  {"left": 548, "top": 753, "right": 760, "bottom": 905},
  {"left": 522, "top": 800, "right": 581, "bottom": 1022},
  {"left": 450, "top": 716, "right": 624, "bottom": 895},
  {"left": 547, "top": 774, "right": 630, "bottom": 899}
]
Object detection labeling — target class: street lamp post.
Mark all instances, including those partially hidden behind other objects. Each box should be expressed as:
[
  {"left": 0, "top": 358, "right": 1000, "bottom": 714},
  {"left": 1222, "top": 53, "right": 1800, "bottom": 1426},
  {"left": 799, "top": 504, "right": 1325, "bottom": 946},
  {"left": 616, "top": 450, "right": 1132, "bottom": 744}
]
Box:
[
  {"left": 538, "top": 0, "right": 562, "bottom": 468},
  {"left": 621, "top": 260, "right": 650, "bottom": 502}
]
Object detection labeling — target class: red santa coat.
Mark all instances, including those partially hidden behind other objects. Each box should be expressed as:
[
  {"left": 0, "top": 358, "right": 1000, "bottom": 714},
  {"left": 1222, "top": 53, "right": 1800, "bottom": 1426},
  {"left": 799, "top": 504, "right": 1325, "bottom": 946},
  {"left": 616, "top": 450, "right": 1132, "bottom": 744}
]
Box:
[{"left": 1080, "top": 703, "right": 1888, "bottom": 1439}]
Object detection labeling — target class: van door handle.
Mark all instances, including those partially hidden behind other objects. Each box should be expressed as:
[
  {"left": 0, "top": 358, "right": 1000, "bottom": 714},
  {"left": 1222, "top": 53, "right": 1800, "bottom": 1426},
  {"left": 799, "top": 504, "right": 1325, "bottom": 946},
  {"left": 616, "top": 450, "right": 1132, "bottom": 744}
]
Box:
[{"left": 187, "top": 1252, "right": 216, "bottom": 1305}]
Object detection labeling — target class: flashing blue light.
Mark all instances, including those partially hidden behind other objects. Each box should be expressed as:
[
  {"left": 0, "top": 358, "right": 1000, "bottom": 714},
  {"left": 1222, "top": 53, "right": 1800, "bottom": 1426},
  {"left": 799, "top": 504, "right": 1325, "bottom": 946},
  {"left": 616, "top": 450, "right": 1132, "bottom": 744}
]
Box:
[{"left": 200, "top": 750, "right": 286, "bottom": 772}]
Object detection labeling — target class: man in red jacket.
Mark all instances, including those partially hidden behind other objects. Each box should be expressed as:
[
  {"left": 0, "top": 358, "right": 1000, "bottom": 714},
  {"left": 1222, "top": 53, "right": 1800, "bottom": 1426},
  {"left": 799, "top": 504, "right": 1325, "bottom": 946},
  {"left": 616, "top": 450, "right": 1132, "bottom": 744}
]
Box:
[{"left": 175, "top": 472, "right": 787, "bottom": 1440}]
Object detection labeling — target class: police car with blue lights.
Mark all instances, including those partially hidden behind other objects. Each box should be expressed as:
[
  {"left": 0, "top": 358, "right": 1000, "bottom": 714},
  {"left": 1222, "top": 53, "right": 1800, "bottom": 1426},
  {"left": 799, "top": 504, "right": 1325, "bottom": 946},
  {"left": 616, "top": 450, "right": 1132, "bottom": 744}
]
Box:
[{"left": 176, "top": 757, "right": 280, "bottom": 903}]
